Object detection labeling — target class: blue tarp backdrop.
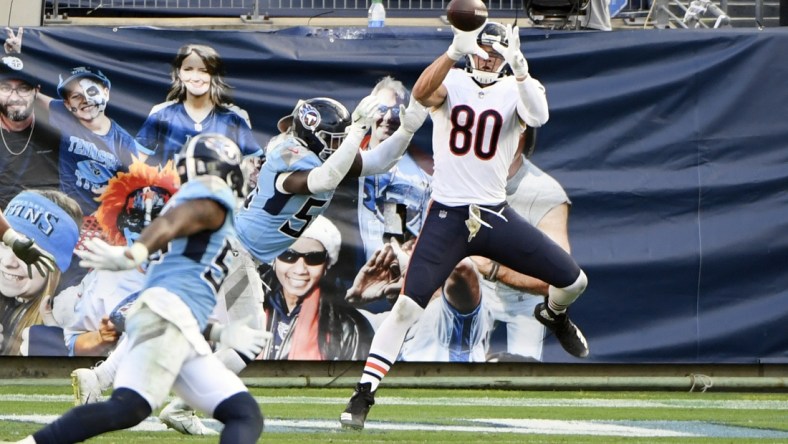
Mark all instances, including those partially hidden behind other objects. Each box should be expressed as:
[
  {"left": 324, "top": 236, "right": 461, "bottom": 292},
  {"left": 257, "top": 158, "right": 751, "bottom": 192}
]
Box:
[{"left": 12, "top": 25, "right": 788, "bottom": 363}]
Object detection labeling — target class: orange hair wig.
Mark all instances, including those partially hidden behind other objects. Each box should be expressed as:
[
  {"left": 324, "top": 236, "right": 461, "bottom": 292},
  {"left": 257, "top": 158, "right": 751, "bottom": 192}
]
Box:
[{"left": 95, "top": 158, "right": 180, "bottom": 246}]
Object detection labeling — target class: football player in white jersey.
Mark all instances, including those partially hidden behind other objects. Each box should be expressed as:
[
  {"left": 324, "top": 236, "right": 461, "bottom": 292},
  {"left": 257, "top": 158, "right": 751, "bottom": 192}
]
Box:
[
  {"left": 341, "top": 22, "right": 589, "bottom": 430},
  {"left": 20, "top": 134, "right": 265, "bottom": 444}
]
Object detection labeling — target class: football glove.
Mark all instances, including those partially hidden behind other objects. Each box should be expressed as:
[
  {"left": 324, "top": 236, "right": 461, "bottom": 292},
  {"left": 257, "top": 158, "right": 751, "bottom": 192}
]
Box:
[
  {"left": 2, "top": 228, "right": 56, "bottom": 278},
  {"left": 398, "top": 96, "right": 429, "bottom": 135},
  {"left": 492, "top": 24, "right": 529, "bottom": 79},
  {"left": 446, "top": 23, "right": 489, "bottom": 62},
  {"left": 349, "top": 94, "right": 382, "bottom": 138},
  {"left": 76, "top": 238, "right": 148, "bottom": 271},
  {"left": 210, "top": 316, "right": 273, "bottom": 361}
]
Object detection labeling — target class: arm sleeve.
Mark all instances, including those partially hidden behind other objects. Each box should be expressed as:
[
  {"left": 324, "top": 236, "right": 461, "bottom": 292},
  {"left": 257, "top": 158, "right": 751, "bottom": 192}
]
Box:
[
  {"left": 516, "top": 76, "right": 550, "bottom": 128},
  {"left": 358, "top": 128, "right": 414, "bottom": 177},
  {"left": 306, "top": 130, "right": 365, "bottom": 194}
]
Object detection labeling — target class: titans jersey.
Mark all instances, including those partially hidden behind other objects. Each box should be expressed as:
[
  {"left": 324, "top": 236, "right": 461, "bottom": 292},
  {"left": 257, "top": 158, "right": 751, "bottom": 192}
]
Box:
[
  {"left": 136, "top": 101, "right": 263, "bottom": 165},
  {"left": 144, "top": 176, "right": 237, "bottom": 329},
  {"left": 430, "top": 69, "right": 528, "bottom": 206},
  {"left": 49, "top": 100, "right": 151, "bottom": 215},
  {"left": 235, "top": 135, "right": 333, "bottom": 264}
]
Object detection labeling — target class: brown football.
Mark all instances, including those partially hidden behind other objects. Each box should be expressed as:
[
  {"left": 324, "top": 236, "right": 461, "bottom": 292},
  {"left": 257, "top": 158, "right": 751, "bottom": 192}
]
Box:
[{"left": 446, "top": 0, "right": 489, "bottom": 32}]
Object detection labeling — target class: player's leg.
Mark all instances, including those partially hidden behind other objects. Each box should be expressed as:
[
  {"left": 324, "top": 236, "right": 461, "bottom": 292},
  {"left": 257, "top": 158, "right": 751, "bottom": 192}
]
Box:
[
  {"left": 158, "top": 348, "right": 247, "bottom": 436},
  {"left": 341, "top": 203, "right": 470, "bottom": 430},
  {"left": 28, "top": 304, "right": 188, "bottom": 443},
  {"left": 480, "top": 206, "right": 589, "bottom": 357},
  {"left": 159, "top": 249, "right": 264, "bottom": 435},
  {"left": 71, "top": 334, "right": 131, "bottom": 405},
  {"left": 173, "top": 353, "right": 263, "bottom": 443}
]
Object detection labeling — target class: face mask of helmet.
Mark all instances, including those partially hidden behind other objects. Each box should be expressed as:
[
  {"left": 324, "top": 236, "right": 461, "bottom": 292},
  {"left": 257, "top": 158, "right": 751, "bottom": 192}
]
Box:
[
  {"left": 175, "top": 133, "right": 246, "bottom": 198},
  {"left": 465, "top": 22, "right": 511, "bottom": 85},
  {"left": 116, "top": 186, "right": 172, "bottom": 246},
  {"left": 290, "top": 98, "right": 351, "bottom": 161}
]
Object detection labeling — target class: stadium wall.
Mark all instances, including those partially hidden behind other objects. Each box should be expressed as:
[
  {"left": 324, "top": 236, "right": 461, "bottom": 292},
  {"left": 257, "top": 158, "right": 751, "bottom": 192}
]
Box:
[{"left": 1, "top": 26, "right": 786, "bottom": 366}]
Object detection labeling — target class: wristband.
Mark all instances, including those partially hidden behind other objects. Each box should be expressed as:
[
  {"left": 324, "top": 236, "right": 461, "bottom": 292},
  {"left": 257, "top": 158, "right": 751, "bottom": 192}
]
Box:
[
  {"left": 128, "top": 242, "right": 149, "bottom": 266},
  {"left": 484, "top": 261, "right": 500, "bottom": 282},
  {"left": 2, "top": 228, "right": 21, "bottom": 247},
  {"left": 205, "top": 323, "right": 224, "bottom": 342}
]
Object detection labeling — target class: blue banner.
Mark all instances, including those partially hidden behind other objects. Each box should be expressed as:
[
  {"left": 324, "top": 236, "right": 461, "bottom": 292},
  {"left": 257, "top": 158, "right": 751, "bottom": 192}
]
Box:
[{"left": 0, "top": 26, "right": 785, "bottom": 363}]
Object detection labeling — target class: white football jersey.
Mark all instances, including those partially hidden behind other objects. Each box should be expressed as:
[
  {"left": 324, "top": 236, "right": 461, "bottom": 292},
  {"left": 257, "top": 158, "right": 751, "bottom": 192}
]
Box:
[{"left": 430, "top": 69, "right": 530, "bottom": 206}]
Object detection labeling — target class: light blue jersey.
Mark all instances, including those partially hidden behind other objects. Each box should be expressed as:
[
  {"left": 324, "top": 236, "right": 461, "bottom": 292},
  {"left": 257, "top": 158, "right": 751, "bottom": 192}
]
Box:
[
  {"left": 144, "top": 177, "right": 237, "bottom": 329},
  {"left": 235, "top": 135, "right": 333, "bottom": 263}
]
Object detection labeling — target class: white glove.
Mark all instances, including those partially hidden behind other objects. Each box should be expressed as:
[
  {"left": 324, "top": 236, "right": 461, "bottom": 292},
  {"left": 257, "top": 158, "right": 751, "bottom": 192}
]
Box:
[
  {"left": 492, "top": 24, "right": 529, "bottom": 79},
  {"left": 398, "top": 96, "right": 429, "bottom": 134},
  {"left": 446, "top": 24, "right": 489, "bottom": 62},
  {"left": 211, "top": 317, "right": 273, "bottom": 360},
  {"left": 76, "top": 238, "right": 148, "bottom": 271},
  {"left": 349, "top": 94, "right": 382, "bottom": 138}
]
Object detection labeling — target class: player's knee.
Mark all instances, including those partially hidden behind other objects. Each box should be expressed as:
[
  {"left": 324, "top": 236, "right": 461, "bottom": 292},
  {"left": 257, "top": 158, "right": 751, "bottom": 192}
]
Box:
[
  {"left": 107, "top": 388, "right": 152, "bottom": 428},
  {"left": 214, "top": 391, "right": 264, "bottom": 431},
  {"left": 550, "top": 269, "right": 588, "bottom": 307},
  {"left": 567, "top": 269, "right": 588, "bottom": 296},
  {"left": 391, "top": 296, "right": 424, "bottom": 326}
]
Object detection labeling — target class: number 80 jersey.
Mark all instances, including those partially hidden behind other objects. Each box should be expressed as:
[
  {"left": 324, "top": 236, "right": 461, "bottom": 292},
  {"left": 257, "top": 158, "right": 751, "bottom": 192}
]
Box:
[{"left": 430, "top": 68, "right": 530, "bottom": 207}]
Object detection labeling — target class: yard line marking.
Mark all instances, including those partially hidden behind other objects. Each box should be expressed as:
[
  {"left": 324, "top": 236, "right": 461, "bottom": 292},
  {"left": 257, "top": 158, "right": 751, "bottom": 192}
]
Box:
[
  {"left": 1, "top": 394, "right": 786, "bottom": 410},
  {"left": 2, "top": 415, "right": 788, "bottom": 439}
]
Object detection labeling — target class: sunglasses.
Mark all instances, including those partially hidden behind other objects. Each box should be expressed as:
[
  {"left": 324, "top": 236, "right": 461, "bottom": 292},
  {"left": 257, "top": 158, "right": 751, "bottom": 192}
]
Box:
[
  {"left": 376, "top": 104, "right": 401, "bottom": 118},
  {"left": 277, "top": 249, "right": 328, "bottom": 266}
]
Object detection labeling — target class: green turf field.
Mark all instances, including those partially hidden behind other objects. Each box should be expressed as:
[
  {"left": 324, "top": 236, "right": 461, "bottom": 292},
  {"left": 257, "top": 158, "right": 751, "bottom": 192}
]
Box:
[{"left": 0, "top": 383, "right": 786, "bottom": 443}]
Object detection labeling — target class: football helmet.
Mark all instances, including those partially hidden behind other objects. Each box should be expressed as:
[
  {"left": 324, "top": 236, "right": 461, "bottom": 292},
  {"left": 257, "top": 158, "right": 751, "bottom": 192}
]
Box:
[
  {"left": 465, "top": 22, "right": 512, "bottom": 85},
  {"left": 116, "top": 186, "right": 173, "bottom": 246},
  {"left": 290, "top": 97, "right": 351, "bottom": 161},
  {"left": 175, "top": 133, "right": 246, "bottom": 198}
]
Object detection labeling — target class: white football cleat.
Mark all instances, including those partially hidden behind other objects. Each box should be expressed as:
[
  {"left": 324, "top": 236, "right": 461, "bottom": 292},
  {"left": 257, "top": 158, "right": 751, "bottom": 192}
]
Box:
[
  {"left": 70, "top": 368, "right": 103, "bottom": 406},
  {"left": 159, "top": 400, "right": 218, "bottom": 436}
]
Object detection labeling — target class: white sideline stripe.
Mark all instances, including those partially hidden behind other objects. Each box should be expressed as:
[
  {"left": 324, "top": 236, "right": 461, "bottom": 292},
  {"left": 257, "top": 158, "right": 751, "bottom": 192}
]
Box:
[
  {"left": 1, "top": 394, "right": 787, "bottom": 410},
  {"left": 0, "top": 415, "right": 693, "bottom": 437}
]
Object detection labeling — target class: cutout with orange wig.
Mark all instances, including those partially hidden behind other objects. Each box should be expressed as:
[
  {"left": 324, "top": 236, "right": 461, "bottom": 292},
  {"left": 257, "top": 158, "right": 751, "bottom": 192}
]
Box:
[{"left": 94, "top": 158, "right": 180, "bottom": 246}]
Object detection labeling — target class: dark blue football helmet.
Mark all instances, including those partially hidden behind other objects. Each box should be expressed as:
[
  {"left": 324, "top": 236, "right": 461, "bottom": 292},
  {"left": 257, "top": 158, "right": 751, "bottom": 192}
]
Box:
[
  {"left": 290, "top": 97, "right": 351, "bottom": 161},
  {"left": 175, "top": 133, "right": 245, "bottom": 198}
]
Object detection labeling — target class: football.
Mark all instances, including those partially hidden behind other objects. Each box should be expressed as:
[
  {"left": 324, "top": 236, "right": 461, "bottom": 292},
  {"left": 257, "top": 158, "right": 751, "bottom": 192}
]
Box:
[{"left": 446, "top": 0, "right": 489, "bottom": 32}]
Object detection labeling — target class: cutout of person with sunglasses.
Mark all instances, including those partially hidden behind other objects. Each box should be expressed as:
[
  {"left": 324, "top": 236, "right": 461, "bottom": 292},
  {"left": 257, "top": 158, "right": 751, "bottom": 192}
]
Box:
[{"left": 260, "top": 215, "right": 373, "bottom": 360}]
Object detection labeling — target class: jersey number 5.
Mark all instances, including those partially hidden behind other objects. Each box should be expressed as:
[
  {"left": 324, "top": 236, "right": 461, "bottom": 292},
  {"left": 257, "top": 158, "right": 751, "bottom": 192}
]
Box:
[
  {"left": 449, "top": 105, "right": 503, "bottom": 160},
  {"left": 203, "top": 238, "right": 233, "bottom": 294}
]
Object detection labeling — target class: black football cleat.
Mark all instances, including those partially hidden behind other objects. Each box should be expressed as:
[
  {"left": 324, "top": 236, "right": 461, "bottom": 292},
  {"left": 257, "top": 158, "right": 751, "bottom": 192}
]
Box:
[
  {"left": 340, "top": 382, "right": 376, "bottom": 430},
  {"left": 534, "top": 300, "right": 589, "bottom": 358}
]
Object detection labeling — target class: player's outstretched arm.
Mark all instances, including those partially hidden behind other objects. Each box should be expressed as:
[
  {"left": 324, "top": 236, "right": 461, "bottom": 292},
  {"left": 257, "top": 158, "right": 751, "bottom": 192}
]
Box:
[
  {"left": 413, "top": 24, "right": 487, "bottom": 108},
  {"left": 77, "top": 199, "right": 226, "bottom": 271},
  {"left": 356, "top": 97, "right": 429, "bottom": 177},
  {"left": 282, "top": 95, "right": 380, "bottom": 195},
  {"left": 492, "top": 24, "right": 549, "bottom": 127}
]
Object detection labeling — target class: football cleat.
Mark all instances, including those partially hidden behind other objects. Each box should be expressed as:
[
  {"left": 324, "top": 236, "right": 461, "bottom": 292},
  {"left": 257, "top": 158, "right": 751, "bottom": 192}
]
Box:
[
  {"left": 534, "top": 300, "right": 589, "bottom": 358},
  {"left": 340, "top": 382, "right": 376, "bottom": 430},
  {"left": 159, "top": 399, "right": 218, "bottom": 436},
  {"left": 70, "top": 368, "right": 103, "bottom": 406}
]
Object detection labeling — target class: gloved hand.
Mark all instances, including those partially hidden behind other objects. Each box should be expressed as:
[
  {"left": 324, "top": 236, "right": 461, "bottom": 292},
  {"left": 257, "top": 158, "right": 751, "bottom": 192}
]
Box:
[
  {"left": 398, "top": 96, "right": 429, "bottom": 134},
  {"left": 211, "top": 317, "right": 273, "bottom": 360},
  {"left": 349, "top": 94, "right": 382, "bottom": 138},
  {"left": 2, "top": 228, "right": 55, "bottom": 278},
  {"left": 76, "top": 238, "right": 148, "bottom": 271},
  {"left": 446, "top": 23, "right": 489, "bottom": 62},
  {"left": 492, "top": 24, "right": 529, "bottom": 79}
]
